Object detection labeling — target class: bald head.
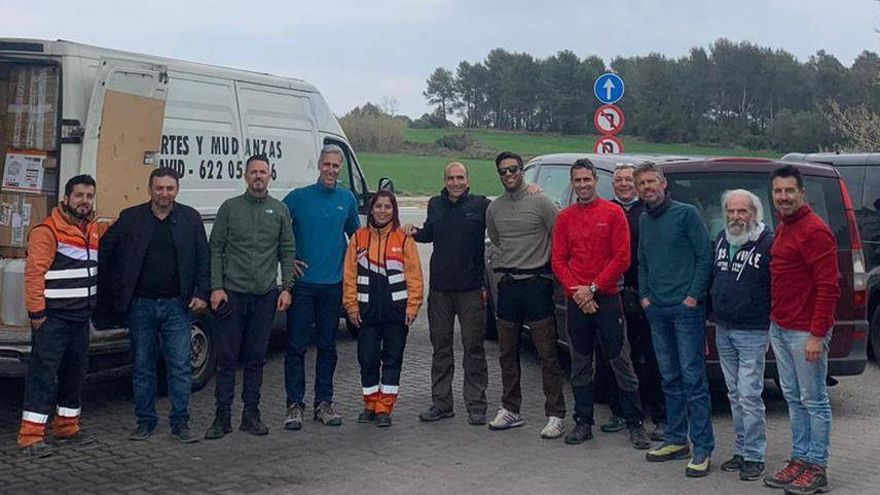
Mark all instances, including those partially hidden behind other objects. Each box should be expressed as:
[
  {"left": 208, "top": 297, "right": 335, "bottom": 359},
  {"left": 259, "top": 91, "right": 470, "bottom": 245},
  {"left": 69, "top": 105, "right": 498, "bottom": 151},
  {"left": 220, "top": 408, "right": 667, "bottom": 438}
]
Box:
[{"left": 444, "top": 161, "right": 469, "bottom": 202}]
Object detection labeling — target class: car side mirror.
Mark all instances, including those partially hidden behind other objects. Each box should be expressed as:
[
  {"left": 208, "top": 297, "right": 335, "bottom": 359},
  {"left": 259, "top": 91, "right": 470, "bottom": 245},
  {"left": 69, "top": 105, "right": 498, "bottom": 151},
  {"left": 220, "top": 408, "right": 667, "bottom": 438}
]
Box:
[{"left": 378, "top": 177, "right": 395, "bottom": 193}]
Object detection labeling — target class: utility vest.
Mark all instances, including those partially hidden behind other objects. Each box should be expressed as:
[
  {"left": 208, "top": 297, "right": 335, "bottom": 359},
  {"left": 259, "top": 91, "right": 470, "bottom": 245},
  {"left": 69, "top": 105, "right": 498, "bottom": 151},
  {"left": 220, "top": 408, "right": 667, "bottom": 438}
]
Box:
[
  {"left": 39, "top": 210, "right": 100, "bottom": 319},
  {"left": 353, "top": 227, "right": 409, "bottom": 323}
]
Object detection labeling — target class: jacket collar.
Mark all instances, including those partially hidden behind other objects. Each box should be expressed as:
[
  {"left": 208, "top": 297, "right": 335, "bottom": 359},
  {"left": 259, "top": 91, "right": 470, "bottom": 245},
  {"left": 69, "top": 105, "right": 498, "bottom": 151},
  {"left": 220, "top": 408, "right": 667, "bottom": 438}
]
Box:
[
  {"left": 779, "top": 204, "right": 811, "bottom": 225},
  {"left": 242, "top": 191, "right": 268, "bottom": 203},
  {"left": 645, "top": 194, "right": 672, "bottom": 218},
  {"left": 315, "top": 178, "right": 337, "bottom": 192},
  {"left": 441, "top": 187, "right": 470, "bottom": 204}
]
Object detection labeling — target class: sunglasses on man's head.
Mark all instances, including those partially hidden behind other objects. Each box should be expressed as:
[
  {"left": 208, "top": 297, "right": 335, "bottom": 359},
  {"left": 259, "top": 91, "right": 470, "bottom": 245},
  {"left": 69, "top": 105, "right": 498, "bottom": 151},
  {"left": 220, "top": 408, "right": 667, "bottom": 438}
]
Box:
[{"left": 497, "top": 165, "right": 522, "bottom": 176}]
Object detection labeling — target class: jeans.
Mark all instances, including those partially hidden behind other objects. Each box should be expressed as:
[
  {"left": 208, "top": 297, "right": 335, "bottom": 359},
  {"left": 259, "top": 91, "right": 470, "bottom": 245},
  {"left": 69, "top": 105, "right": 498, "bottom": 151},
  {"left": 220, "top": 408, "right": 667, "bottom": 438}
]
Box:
[
  {"left": 127, "top": 297, "right": 193, "bottom": 428},
  {"left": 769, "top": 322, "right": 833, "bottom": 466},
  {"left": 644, "top": 303, "right": 715, "bottom": 457},
  {"left": 715, "top": 325, "right": 769, "bottom": 462},
  {"left": 284, "top": 282, "right": 341, "bottom": 408}
]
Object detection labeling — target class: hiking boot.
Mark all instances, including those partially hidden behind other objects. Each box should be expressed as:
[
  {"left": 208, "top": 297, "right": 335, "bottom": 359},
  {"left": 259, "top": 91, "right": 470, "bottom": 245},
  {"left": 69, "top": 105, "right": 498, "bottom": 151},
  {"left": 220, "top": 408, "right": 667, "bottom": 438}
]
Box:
[
  {"left": 764, "top": 459, "right": 808, "bottom": 489},
  {"left": 629, "top": 425, "right": 652, "bottom": 450},
  {"left": 204, "top": 410, "right": 232, "bottom": 440},
  {"left": 784, "top": 463, "right": 829, "bottom": 495},
  {"left": 20, "top": 441, "right": 52, "bottom": 458},
  {"left": 540, "top": 416, "right": 565, "bottom": 439},
  {"left": 467, "top": 411, "right": 486, "bottom": 426},
  {"left": 600, "top": 415, "right": 626, "bottom": 433},
  {"left": 284, "top": 404, "right": 304, "bottom": 431},
  {"left": 170, "top": 424, "right": 199, "bottom": 444},
  {"left": 564, "top": 423, "right": 593, "bottom": 445},
  {"left": 419, "top": 406, "right": 455, "bottom": 422},
  {"left": 488, "top": 408, "right": 524, "bottom": 431},
  {"left": 358, "top": 409, "right": 377, "bottom": 423},
  {"left": 240, "top": 408, "right": 269, "bottom": 435},
  {"left": 686, "top": 454, "right": 711, "bottom": 478},
  {"left": 314, "top": 402, "right": 343, "bottom": 426},
  {"left": 375, "top": 413, "right": 392, "bottom": 427},
  {"left": 54, "top": 429, "right": 95, "bottom": 446},
  {"left": 129, "top": 422, "right": 157, "bottom": 441},
  {"left": 721, "top": 454, "right": 745, "bottom": 472},
  {"left": 650, "top": 422, "right": 666, "bottom": 442},
  {"left": 646, "top": 443, "right": 691, "bottom": 462},
  {"left": 740, "top": 461, "right": 766, "bottom": 482}
]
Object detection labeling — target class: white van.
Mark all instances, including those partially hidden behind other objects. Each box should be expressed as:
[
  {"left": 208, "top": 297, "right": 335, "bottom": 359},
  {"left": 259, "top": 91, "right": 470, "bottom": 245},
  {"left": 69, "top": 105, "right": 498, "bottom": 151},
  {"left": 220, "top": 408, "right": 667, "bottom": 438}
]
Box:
[{"left": 0, "top": 38, "right": 374, "bottom": 390}]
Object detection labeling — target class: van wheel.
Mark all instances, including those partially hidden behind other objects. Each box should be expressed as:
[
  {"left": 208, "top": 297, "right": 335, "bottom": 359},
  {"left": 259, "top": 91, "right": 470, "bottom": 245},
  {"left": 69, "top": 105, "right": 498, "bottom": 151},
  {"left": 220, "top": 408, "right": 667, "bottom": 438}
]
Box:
[
  {"left": 190, "top": 319, "right": 216, "bottom": 392},
  {"left": 485, "top": 300, "right": 498, "bottom": 341},
  {"left": 870, "top": 306, "right": 880, "bottom": 362}
]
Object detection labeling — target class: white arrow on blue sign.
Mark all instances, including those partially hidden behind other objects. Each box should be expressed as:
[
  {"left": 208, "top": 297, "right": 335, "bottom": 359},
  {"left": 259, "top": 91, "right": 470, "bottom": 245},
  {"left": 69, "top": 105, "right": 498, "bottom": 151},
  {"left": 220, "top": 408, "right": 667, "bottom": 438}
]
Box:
[{"left": 593, "top": 73, "right": 625, "bottom": 104}]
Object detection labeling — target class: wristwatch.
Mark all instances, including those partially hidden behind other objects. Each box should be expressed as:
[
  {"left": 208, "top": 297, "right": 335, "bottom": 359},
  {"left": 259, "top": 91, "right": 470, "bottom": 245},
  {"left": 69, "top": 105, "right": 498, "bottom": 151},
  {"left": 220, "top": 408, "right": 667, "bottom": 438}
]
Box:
[{"left": 589, "top": 283, "right": 598, "bottom": 294}]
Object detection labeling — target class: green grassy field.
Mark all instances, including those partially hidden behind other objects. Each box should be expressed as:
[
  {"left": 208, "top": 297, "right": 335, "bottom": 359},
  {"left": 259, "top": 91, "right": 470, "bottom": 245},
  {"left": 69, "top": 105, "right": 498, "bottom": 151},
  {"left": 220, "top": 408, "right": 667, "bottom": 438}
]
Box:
[{"left": 359, "top": 128, "right": 779, "bottom": 196}]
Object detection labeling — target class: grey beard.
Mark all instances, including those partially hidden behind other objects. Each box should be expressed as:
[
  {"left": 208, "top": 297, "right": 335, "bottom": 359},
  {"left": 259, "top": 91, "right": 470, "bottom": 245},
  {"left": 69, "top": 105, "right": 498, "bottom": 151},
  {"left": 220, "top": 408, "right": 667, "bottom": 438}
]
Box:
[{"left": 725, "top": 221, "right": 765, "bottom": 246}]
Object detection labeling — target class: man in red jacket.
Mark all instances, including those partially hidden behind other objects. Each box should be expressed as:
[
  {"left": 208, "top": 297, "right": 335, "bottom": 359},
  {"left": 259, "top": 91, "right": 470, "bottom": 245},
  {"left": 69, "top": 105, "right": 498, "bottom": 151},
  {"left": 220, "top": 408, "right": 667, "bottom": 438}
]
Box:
[
  {"left": 551, "top": 159, "right": 650, "bottom": 449},
  {"left": 763, "top": 165, "right": 840, "bottom": 495}
]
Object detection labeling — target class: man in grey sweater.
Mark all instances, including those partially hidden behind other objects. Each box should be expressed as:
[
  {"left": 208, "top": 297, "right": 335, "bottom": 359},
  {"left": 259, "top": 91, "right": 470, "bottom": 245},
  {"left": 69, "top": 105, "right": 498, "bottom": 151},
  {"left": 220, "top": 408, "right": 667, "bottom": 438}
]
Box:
[{"left": 485, "top": 151, "right": 566, "bottom": 439}]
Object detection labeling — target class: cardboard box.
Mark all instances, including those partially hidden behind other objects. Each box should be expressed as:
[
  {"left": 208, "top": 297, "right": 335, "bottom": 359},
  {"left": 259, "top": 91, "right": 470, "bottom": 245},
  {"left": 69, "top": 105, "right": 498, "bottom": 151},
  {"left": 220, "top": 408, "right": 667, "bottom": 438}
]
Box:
[
  {"left": 5, "top": 66, "right": 58, "bottom": 151},
  {"left": 2, "top": 149, "right": 46, "bottom": 193},
  {"left": 0, "top": 192, "right": 49, "bottom": 248}
]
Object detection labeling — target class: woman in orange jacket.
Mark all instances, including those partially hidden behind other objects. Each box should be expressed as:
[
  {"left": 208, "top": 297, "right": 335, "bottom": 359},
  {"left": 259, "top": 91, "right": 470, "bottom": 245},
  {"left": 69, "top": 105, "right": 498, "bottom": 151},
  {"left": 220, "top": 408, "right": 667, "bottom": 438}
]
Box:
[{"left": 343, "top": 190, "right": 423, "bottom": 427}]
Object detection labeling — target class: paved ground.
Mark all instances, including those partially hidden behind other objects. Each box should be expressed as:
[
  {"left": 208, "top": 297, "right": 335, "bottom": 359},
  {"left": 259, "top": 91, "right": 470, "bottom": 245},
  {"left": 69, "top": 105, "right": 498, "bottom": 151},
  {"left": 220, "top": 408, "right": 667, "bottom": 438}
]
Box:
[{"left": 1, "top": 215, "right": 879, "bottom": 494}]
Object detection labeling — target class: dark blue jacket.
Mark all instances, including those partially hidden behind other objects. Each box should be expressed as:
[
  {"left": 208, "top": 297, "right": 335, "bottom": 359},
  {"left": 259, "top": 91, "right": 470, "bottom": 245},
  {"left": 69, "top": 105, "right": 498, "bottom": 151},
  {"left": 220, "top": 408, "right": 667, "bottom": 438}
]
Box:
[{"left": 709, "top": 227, "right": 774, "bottom": 330}]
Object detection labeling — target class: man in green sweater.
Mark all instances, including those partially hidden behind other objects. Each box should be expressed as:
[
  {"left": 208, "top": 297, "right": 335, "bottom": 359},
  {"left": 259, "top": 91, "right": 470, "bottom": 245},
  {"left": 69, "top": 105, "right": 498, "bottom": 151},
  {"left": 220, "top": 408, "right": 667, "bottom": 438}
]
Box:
[
  {"left": 636, "top": 162, "right": 715, "bottom": 478},
  {"left": 205, "top": 154, "right": 296, "bottom": 440}
]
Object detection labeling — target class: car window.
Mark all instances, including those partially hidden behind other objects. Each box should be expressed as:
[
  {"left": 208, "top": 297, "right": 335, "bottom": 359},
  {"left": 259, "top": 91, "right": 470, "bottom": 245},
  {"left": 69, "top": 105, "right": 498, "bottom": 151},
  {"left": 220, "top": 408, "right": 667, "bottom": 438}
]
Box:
[
  {"left": 857, "top": 166, "right": 880, "bottom": 270},
  {"left": 665, "top": 172, "right": 849, "bottom": 248},
  {"left": 837, "top": 166, "right": 865, "bottom": 210}
]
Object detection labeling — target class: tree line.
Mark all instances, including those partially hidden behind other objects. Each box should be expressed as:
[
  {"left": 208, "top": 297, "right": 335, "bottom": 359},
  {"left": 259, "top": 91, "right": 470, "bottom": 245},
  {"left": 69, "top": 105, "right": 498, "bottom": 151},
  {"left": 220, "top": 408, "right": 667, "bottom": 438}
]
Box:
[{"left": 421, "top": 39, "right": 880, "bottom": 152}]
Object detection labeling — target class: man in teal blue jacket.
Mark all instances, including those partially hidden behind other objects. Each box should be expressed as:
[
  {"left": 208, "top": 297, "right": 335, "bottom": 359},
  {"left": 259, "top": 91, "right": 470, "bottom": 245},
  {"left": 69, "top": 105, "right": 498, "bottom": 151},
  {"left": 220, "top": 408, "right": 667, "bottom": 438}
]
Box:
[{"left": 282, "top": 144, "right": 360, "bottom": 430}]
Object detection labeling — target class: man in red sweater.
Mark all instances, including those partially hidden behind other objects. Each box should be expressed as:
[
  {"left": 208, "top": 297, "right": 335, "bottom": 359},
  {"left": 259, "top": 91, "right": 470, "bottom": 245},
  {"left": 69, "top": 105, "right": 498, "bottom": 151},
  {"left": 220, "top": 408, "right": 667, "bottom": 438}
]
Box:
[
  {"left": 764, "top": 165, "right": 840, "bottom": 495},
  {"left": 551, "top": 159, "right": 650, "bottom": 449}
]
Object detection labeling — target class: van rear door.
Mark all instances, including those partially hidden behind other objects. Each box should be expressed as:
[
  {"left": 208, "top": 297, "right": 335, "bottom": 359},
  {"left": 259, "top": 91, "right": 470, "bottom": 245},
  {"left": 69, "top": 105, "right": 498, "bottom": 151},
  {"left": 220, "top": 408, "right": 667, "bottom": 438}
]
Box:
[{"left": 81, "top": 61, "right": 168, "bottom": 219}]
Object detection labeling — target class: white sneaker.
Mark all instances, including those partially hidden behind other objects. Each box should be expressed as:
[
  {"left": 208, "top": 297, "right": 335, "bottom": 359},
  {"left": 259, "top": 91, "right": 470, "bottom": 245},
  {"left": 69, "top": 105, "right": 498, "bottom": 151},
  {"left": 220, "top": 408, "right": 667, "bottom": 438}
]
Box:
[
  {"left": 487, "top": 408, "right": 524, "bottom": 430},
  {"left": 540, "top": 416, "right": 565, "bottom": 439}
]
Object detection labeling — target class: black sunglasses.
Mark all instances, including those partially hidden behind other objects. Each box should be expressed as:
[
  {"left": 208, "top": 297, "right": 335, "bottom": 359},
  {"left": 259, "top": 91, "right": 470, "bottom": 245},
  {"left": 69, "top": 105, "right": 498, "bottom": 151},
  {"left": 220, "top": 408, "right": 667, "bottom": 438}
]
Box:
[{"left": 497, "top": 165, "right": 522, "bottom": 176}]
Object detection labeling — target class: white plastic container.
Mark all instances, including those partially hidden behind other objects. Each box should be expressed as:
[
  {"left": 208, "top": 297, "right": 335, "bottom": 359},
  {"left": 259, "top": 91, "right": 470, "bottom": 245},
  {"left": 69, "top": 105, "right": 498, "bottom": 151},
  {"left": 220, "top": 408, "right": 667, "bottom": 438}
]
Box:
[{"left": 1, "top": 258, "right": 28, "bottom": 327}]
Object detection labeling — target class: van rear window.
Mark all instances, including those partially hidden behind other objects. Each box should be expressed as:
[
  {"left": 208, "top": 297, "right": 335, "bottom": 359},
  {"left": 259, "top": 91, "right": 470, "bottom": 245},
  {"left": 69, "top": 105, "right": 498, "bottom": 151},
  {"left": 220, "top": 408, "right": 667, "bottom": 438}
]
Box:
[{"left": 664, "top": 172, "right": 849, "bottom": 249}]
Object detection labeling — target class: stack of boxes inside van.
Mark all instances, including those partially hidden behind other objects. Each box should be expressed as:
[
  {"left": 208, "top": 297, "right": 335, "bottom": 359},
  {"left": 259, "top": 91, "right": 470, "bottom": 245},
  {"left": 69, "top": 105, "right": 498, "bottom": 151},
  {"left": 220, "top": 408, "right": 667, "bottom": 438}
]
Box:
[{"left": 0, "top": 64, "right": 59, "bottom": 327}]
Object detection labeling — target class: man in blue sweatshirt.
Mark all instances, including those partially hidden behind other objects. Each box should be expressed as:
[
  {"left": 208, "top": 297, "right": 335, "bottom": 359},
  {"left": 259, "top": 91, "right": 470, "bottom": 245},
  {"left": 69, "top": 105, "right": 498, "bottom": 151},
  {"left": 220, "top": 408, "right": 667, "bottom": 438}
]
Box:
[
  {"left": 282, "top": 144, "right": 360, "bottom": 429},
  {"left": 636, "top": 162, "right": 715, "bottom": 477}
]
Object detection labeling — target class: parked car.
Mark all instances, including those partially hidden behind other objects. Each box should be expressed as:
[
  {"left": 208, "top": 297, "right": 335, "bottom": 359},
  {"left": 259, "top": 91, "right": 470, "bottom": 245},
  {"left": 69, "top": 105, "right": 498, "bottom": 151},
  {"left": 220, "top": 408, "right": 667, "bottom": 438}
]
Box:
[{"left": 485, "top": 154, "right": 869, "bottom": 380}]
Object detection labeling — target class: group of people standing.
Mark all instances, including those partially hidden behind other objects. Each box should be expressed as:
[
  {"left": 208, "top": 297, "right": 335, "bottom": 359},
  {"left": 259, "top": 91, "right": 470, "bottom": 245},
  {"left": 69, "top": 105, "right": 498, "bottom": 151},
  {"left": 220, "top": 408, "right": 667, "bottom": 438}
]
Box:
[{"left": 14, "top": 145, "right": 838, "bottom": 495}]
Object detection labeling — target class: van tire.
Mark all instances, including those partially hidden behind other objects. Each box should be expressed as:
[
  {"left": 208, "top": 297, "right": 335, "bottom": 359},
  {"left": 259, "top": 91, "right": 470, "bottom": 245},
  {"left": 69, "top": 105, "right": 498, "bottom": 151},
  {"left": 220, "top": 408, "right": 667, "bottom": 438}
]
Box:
[
  {"left": 870, "top": 306, "right": 880, "bottom": 362},
  {"left": 190, "top": 318, "right": 216, "bottom": 392}
]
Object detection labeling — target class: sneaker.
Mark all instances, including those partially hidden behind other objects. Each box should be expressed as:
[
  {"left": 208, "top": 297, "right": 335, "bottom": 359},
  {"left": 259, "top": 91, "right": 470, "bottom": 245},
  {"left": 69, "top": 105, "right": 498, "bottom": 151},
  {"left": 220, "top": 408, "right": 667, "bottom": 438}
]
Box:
[
  {"left": 358, "top": 409, "right": 377, "bottom": 423},
  {"left": 467, "top": 411, "right": 486, "bottom": 426},
  {"left": 646, "top": 443, "right": 691, "bottom": 462},
  {"left": 240, "top": 408, "right": 269, "bottom": 436},
  {"left": 170, "top": 424, "right": 199, "bottom": 444},
  {"left": 314, "top": 402, "right": 343, "bottom": 426},
  {"left": 650, "top": 422, "right": 666, "bottom": 442},
  {"left": 488, "top": 408, "right": 524, "bottom": 431},
  {"left": 564, "top": 423, "right": 593, "bottom": 445},
  {"left": 284, "top": 404, "right": 304, "bottom": 431},
  {"left": 20, "top": 441, "right": 52, "bottom": 458},
  {"left": 600, "top": 415, "right": 626, "bottom": 433},
  {"left": 740, "top": 461, "right": 766, "bottom": 482},
  {"left": 129, "top": 422, "right": 157, "bottom": 441},
  {"left": 540, "top": 416, "right": 565, "bottom": 439},
  {"left": 764, "top": 459, "right": 807, "bottom": 489},
  {"left": 784, "top": 463, "right": 829, "bottom": 495},
  {"left": 721, "top": 454, "right": 745, "bottom": 472},
  {"left": 628, "top": 426, "right": 652, "bottom": 450},
  {"left": 375, "top": 413, "right": 392, "bottom": 427},
  {"left": 686, "top": 454, "right": 711, "bottom": 478},
  {"left": 419, "top": 406, "right": 455, "bottom": 422},
  {"left": 204, "top": 410, "right": 232, "bottom": 440},
  {"left": 54, "top": 429, "right": 95, "bottom": 446}
]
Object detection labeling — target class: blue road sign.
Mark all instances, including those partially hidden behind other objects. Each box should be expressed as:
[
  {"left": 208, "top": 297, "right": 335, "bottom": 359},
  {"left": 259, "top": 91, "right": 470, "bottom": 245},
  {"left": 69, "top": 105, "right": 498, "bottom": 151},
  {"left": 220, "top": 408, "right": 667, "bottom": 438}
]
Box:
[{"left": 593, "top": 73, "right": 625, "bottom": 104}]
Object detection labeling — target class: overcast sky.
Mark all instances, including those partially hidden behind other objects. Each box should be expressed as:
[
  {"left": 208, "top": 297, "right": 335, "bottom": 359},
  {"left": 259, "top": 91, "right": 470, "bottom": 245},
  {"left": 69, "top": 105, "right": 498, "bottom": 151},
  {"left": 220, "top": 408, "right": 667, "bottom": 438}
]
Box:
[{"left": 2, "top": 0, "right": 878, "bottom": 118}]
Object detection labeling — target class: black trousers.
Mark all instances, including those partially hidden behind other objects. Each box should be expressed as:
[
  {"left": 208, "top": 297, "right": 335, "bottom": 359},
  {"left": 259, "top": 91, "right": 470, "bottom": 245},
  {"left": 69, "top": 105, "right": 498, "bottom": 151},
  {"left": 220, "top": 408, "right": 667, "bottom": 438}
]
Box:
[
  {"left": 213, "top": 289, "right": 277, "bottom": 412},
  {"left": 358, "top": 321, "right": 408, "bottom": 392},
  {"left": 22, "top": 315, "right": 90, "bottom": 418}
]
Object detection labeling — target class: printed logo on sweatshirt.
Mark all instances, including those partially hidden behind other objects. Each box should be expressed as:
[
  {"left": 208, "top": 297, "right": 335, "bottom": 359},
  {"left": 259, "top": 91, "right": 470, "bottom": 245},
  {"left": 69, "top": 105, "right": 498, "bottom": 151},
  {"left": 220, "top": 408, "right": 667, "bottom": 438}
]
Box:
[{"left": 265, "top": 209, "right": 274, "bottom": 214}]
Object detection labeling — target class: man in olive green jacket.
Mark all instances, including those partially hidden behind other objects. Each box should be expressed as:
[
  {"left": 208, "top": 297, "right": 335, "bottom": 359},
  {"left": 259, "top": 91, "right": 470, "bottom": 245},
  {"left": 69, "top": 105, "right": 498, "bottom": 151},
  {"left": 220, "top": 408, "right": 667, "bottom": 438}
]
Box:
[{"left": 205, "top": 154, "right": 296, "bottom": 439}]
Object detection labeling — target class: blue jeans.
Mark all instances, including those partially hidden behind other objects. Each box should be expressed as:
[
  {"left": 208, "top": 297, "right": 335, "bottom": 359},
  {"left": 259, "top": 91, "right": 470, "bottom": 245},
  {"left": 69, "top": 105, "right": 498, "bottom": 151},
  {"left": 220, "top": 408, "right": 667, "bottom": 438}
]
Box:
[
  {"left": 644, "top": 303, "right": 715, "bottom": 457},
  {"left": 716, "top": 325, "right": 769, "bottom": 462},
  {"left": 769, "top": 322, "right": 833, "bottom": 466},
  {"left": 127, "top": 297, "right": 192, "bottom": 428},
  {"left": 284, "top": 283, "right": 342, "bottom": 407}
]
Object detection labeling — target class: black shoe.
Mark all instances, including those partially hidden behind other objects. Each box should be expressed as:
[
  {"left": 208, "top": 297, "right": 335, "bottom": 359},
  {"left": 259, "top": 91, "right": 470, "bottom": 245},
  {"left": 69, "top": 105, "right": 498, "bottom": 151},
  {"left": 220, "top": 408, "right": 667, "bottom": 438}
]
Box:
[
  {"left": 740, "top": 461, "right": 765, "bottom": 481},
  {"left": 54, "top": 429, "right": 95, "bottom": 446},
  {"left": 129, "top": 422, "right": 157, "bottom": 441},
  {"left": 600, "top": 415, "right": 626, "bottom": 433},
  {"left": 650, "top": 422, "right": 666, "bottom": 442},
  {"left": 467, "top": 411, "right": 486, "bottom": 426},
  {"left": 204, "top": 410, "right": 232, "bottom": 440},
  {"left": 376, "top": 413, "right": 392, "bottom": 427},
  {"left": 358, "top": 409, "right": 377, "bottom": 423},
  {"left": 564, "top": 423, "right": 593, "bottom": 445},
  {"left": 240, "top": 408, "right": 269, "bottom": 435},
  {"left": 629, "top": 426, "right": 652, "bottom": 450},
  {"left": 721, "top": 454, "right": 745, "bottom": 472},
  {"left": 170, "top": 424, "right": 199, "bottom": 444},
  {"left": 20, "top": 441, "right": 52, "bottom": 458},
  {"left": 419, "top": 406, "right": 455, "bottom": 422}
]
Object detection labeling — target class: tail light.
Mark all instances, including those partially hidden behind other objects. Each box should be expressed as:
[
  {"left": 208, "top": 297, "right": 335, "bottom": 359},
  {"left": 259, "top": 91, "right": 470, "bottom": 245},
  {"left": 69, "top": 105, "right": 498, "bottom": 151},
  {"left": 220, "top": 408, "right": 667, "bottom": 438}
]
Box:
[{"left": 839, "top": 179, "right": 867, "bottom": 313}]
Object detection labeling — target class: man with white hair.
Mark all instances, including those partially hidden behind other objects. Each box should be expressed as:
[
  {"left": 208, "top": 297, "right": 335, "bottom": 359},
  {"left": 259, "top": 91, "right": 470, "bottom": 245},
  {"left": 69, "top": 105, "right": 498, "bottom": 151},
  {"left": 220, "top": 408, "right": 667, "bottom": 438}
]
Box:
[{"left": 709, "top": 189, "right": 774, "bottom": 482}]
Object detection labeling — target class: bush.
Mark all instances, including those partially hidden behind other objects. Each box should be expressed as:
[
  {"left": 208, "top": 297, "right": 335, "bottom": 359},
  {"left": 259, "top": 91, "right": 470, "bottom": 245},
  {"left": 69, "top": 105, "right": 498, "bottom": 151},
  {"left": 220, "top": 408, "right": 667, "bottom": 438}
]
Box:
[
  {"left": 339, "top": 114, "right": 406, "bottom": 153},
  {"left": 411, "top": 108, "right": 453, "bottom": 129},
  {"left": 435, "top": 133, "right": 478, "bottom": 151}
]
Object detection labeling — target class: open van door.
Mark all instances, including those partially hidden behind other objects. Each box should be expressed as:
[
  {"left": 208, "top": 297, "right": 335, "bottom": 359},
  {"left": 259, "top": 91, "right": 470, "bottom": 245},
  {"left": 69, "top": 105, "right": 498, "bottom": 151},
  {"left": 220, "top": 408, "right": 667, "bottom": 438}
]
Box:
[{"left": 81, "top": 61, "right": 168, "bottom": 219}]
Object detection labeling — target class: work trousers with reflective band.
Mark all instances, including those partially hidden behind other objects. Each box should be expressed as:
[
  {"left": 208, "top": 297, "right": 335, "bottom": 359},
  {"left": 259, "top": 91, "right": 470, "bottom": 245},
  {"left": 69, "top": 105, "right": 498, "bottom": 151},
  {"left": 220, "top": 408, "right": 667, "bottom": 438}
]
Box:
[
  {"left": 19, "top": 316, "right": 89, "bottom": 447},
  {"left": 358, "top": 322, "right": 407, "bottom": 414}
]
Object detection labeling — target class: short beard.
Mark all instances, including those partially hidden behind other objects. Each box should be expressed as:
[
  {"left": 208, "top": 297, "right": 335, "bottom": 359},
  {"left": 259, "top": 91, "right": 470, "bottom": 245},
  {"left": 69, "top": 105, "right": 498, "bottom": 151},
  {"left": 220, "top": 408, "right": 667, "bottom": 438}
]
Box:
[{"left": 62, "top": 203, "right": 91, "bottom": 220}]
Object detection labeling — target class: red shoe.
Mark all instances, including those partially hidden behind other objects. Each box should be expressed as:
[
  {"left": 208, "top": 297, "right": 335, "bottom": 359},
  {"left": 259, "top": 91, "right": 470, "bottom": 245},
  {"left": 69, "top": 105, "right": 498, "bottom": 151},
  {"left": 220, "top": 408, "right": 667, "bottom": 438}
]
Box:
[
  {"left": 763, "top": 459, "right": 807, "bottom": 489},
  {"left": 784, "top": 463, "right": 829, "bottom": 495}
]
